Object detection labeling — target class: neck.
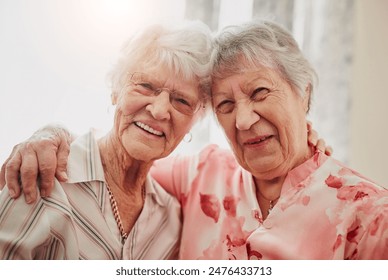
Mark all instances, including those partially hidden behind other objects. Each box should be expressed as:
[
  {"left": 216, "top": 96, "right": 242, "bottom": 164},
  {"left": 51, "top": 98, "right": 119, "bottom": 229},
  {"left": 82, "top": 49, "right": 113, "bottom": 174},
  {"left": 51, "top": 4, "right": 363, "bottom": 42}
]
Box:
[
  {"left": 98, "top": 131, "right": 152, "bottom": 194},
  {"left": 254, "top": 145, "right": 314, "bottom": 197},
  {"left": 253, "top": 147, "right": 313, "bottom": 219},
  {"left": 254, "top": 176, "right": 285, "bottom": 201}
]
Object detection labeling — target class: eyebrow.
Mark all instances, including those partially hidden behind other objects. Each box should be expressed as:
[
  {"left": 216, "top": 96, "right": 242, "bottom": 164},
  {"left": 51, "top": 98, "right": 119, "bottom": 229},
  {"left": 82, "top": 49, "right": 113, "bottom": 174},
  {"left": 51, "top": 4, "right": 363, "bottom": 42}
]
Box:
[
  {"left": 138, "top": 73, "right": 198, "bottom": 99},
  {"left": 245, "top": 75, "right": 272, "bottom": 88},
  {"left": 212, "top": 75, "right": 272, "bottom": 97}
]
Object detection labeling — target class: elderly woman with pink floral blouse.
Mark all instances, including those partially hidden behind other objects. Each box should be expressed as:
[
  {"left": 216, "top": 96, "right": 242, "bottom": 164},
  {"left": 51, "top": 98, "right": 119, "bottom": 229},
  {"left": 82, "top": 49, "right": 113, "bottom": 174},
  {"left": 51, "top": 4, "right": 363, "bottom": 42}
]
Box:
[
  {"left": 151, "top": 21, "right": 387, "bottom": 259},
  {"left": 2, "top": 21, "right": 387, "bottom": 259}
]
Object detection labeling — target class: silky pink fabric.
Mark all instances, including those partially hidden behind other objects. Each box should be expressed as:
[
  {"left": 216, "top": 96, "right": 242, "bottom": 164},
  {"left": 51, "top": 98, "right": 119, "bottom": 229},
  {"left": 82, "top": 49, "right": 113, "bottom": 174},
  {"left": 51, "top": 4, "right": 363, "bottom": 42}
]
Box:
[{"left": 152, "top": 145, "right": 388, "bottom": 260}]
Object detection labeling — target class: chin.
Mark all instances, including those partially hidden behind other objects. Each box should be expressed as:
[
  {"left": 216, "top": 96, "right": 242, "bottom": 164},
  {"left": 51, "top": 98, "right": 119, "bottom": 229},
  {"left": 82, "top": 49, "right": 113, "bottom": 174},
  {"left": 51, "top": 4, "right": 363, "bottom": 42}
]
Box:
[
  {"left": 247, "top": 158, "right": 286, "bottom": 177},
  {"left": 125, "top": 145, "right": 161, "bottom": 162}
]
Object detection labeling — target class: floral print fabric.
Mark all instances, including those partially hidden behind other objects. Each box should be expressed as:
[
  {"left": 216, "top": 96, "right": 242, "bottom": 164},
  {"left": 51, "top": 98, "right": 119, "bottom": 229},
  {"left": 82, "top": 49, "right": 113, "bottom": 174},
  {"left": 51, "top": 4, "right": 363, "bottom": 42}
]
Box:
[{"left": 152, "top": 145, "right": 388, "bottom": 259}]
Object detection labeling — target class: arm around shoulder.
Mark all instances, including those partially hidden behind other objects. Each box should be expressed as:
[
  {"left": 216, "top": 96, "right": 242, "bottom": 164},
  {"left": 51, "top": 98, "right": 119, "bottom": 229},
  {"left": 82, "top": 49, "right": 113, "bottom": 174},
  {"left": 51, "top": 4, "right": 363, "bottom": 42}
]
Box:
[{"left": 1, "top": 123, "right": 76, "bottom": 203}]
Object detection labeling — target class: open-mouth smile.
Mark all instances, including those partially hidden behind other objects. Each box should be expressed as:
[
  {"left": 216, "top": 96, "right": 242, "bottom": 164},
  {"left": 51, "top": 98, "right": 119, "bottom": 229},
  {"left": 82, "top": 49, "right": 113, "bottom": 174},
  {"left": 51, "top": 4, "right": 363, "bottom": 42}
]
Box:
[{"left": 135, "top": 121, "right": 164, "bottom": 137}]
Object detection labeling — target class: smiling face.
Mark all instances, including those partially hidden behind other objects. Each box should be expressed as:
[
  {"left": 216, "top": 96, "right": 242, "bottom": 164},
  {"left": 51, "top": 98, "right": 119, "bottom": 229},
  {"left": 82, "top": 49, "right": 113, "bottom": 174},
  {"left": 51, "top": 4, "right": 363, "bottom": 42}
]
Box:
[
  {"left": 212, "top": 65, "right": 311, "bottom": 179},
  {"left": 112, "top": 66, "right": 202, "bottom": 162}
]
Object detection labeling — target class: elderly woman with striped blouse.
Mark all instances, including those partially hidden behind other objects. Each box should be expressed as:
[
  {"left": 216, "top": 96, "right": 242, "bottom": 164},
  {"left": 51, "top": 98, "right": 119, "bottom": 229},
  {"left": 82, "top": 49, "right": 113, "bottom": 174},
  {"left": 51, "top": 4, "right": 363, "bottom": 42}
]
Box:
[{"left": 0, "top": 21, "right": 213, "bottom": 259}]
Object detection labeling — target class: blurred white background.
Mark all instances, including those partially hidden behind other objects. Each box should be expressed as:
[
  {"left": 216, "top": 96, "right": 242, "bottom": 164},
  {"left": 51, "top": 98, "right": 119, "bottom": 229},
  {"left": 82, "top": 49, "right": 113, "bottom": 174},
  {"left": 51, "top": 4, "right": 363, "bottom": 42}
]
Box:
[{"left": 1, "top": 0, "right": 387, "bottom": 186}]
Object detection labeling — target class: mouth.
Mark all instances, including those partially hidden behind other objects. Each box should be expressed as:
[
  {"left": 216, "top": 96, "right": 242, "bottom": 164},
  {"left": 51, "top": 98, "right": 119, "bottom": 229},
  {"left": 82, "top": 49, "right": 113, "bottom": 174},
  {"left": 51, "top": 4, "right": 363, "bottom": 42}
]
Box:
[
  {"left": 244, "top": 135, "right": 273, "bottom": 145},
  {"left": 135, "top": 121, "right": 165, "bottom": 137}
]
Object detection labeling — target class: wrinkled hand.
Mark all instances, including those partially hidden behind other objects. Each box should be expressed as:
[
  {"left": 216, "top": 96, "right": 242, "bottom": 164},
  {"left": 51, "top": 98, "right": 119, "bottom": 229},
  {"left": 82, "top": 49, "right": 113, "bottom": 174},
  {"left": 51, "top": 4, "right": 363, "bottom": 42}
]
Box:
[
  {"left": 307, "top": 121, "right": 333, "bottom": 156},
  {"left": 0, "top": 125, "right": 72, "bottom": 203}
]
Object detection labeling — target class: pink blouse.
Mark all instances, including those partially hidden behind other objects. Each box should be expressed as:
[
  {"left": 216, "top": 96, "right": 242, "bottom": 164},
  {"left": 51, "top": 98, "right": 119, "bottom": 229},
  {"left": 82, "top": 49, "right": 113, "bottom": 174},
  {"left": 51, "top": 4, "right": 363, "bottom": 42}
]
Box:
[{"left": 152, "top": 145, "right": 388, "bottom": 260}]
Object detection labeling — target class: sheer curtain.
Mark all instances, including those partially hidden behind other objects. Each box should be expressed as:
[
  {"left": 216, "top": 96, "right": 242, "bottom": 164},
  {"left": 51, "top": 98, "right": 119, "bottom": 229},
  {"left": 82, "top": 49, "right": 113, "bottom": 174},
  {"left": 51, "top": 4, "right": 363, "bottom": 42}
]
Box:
[{"left": 0, "top": 0, "right": 353, "bottom": 163}]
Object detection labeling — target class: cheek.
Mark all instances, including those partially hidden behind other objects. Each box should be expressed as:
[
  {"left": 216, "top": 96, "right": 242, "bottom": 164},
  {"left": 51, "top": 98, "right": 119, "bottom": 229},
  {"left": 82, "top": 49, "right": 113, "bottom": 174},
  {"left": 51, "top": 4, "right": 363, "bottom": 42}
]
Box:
[
  {"left": 119, "top": 96, "right": 145, "bottom": 115},
  {"left": 276, "top": 111, "right": 306, "bottom": 150},
  {"left": 113, "top": 103, "right": 135, "bottom": 133},
  {"left": 113, "top": 109, "right": 128, "bottom": 137},
  {"left": 114, "top": 97, "right": 147, "bottom": 130},
  {"left": 217, "top": 114, "right": 239, "bottom": 146}
]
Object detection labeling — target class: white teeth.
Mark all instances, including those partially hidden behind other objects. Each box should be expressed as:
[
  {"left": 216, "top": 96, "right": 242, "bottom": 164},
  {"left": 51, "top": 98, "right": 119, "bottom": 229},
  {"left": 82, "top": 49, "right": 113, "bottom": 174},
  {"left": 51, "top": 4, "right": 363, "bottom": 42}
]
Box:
[
  {"left": 135, "top": 122, "right": 163, "bottom": 136},
  {"left": 248, "top": 136, "right": 270, "bottom": 144}
]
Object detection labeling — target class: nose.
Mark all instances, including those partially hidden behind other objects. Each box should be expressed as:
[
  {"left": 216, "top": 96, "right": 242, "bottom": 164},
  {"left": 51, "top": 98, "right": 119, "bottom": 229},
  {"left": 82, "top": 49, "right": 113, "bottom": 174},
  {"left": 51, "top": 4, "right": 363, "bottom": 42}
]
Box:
[
  {"left": 146, "top": 90, "right": 171, "bottom": 120},
  {"left": 235, "top": 101, "right": 260, "bottom": 130}
]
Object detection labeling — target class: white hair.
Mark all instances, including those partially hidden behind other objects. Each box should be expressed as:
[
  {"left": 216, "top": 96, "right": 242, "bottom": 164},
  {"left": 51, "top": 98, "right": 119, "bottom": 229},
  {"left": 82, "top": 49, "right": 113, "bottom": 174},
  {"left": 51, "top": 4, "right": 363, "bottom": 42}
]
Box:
[
  {"left": 109, "top": 21, "right": 213, "bottom": 103},
  {"left": 211, "top": 20, "right": 317, "bottom": 111}
]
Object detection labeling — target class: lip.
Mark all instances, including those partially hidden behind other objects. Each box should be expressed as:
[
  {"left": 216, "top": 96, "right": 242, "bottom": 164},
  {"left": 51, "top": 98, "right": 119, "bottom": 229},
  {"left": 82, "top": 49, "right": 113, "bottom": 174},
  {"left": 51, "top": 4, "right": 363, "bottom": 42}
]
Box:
[
  {"left": 243, "top": 135, "right": 273, "bottom": 147},
  {"left": 134, "top": 121, "right": 166, "bottom": 137}
]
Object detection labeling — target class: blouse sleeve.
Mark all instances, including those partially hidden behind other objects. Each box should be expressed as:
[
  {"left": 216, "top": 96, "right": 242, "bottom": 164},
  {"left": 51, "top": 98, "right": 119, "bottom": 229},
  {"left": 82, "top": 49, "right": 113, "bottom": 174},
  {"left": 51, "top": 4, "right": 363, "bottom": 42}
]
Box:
[
  {"left": 151, "top": 154, "right": 197, "bottom": 201},
  {"left": 354, "top": 196, "right": 388, "bottom": 259},
  {"left": 0, "top": 183, "right": 78, "bottom": 259},
  {"left": 151, "top": 145, "right": 221, "bottom": 202}
]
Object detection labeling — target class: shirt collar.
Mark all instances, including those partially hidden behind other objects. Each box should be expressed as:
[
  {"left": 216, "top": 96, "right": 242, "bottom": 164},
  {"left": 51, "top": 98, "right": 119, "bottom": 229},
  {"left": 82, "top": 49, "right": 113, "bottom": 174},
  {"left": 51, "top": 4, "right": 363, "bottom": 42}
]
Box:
[
  {"left": 242, "top": 151, "right": 329, "bottom": 197},
  {"left": 282, "top": 151, "right": 329, "bottom": 193},
  {"left": 66, "top": 130, "right": 165, "bottom": 207},
  {"left": 66, "top": 130, "right": 106, "bottom": 184}
]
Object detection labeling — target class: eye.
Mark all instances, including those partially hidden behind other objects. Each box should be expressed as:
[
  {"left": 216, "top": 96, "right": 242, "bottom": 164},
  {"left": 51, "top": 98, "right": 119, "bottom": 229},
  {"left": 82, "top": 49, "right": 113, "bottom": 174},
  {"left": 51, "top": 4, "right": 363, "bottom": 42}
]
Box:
[
  {"left": 216, "top": 100, "right": 235, "bottom": 114},
  {"left": 173, "top": 96, "right": 191, "bottom": 107},
  {"left": 251, "top": 87, "right": 269, "bottom": 101},
  {"left": 171, "top": 92, "right": 199, "bottom": 115},
  {"left": 134, "top": 82, "right": 155, "bottom": 95},
  {"left": 138, "top": 82, "right": 154, "bottom": 90}
]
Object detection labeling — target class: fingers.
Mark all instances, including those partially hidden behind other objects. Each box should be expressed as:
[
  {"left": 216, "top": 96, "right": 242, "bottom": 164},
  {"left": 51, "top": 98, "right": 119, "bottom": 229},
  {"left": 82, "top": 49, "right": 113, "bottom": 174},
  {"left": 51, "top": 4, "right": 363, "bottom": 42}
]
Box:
[
  {"left": 306, "top": 120, "right": 312, "bottom": 132},
  {"left": 307, "top": 128, "right": 318, "bottom": 147},
  {"left": 2, "top": 126, "right": 69, "bottom": 203},
  {"left": 316, "top": 139, "right": 333, "bottom": 156},
  {"left": 1, "top": 145, "right": 18, "bottom": 191},
  {"left": 5, "top": 151, "right": 23, "bottom": 199},
  {"left": 325, "top": 146, "right": 333, "bottom": 156},
  {"left": 0, "top": 159, "right": 8, "bottom": 190},
  {"left": 36, "top": 144, "right": 58, "bottom": 198},
  {"left": 55, "top": 139, "right": 70, "bottom": 182},
  {"left": 315, "top": 139, "right": 326, "bottom": 154},
  {"left": 20, "top": 150, "right": 39, "bottom": 203},
  {"left": 310, "top": 136, "right": 333, "bottom": 156}
]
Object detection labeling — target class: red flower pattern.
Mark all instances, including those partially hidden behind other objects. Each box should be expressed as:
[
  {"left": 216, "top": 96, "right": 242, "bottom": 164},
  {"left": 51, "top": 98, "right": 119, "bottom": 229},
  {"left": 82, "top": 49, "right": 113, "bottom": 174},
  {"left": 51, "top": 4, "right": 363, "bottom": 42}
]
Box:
[
  {"left": 200, "top": 193, "right": 221, "bottom": 223},
  {"left": 223, "top": 195, "right": 238, "bottom": 217},
  {"left": 325, "top": 174, "right": 345, "bottom": 189}
]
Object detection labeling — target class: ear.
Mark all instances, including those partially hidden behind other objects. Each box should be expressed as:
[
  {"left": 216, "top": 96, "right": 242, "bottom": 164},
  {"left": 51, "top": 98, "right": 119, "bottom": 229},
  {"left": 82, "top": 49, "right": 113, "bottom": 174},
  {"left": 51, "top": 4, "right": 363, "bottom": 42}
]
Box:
[
  {"left": 111, "top": 93, "right": 118, "bottom": 105},
  {"left": 303, "top": 84, "right": 311, "bottom": 113}
]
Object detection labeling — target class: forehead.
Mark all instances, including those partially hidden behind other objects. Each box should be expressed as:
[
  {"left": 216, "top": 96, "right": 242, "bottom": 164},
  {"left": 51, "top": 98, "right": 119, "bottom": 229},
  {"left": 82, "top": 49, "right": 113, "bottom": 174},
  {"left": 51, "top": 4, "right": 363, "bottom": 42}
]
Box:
[
  {"left": 132, "top": 65, "right": 200, "bottom": 94},
  {"left": 212, "top": 66, "right": 282, "bottom": 92}
]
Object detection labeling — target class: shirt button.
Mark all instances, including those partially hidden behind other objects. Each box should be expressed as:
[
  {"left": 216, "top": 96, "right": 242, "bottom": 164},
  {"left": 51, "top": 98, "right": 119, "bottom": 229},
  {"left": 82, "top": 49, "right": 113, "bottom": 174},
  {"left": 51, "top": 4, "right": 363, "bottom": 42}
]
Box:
[
  {"left": 263, "top": 219, "right": 273, "bottom": 229},
  {"left": 251, "top": 209, "right": 263, "bottom": 223},
  {"left": 251, "top": 209, "right": 259, "bottom": 219}
]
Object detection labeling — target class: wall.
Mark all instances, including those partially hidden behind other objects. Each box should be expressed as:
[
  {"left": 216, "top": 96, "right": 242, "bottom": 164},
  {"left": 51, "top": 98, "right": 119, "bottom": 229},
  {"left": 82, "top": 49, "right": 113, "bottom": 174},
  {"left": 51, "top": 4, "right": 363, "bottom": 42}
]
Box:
[
  {"left": 0, "top": 0, "right": 187, "bottom": 163},
  {"left": 350, "top": 0, "right": 388, "bottom": 186}
]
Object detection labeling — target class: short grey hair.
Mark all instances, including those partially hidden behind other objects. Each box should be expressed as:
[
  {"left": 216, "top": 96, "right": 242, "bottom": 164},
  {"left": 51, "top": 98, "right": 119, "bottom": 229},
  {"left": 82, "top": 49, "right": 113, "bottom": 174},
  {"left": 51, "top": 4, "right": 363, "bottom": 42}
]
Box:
[
  {"left": 211, "top": 20, "right": 317, "bottom": 111},
  {"left": 109, "top": 21, "right": 213, "bottom": 104}
]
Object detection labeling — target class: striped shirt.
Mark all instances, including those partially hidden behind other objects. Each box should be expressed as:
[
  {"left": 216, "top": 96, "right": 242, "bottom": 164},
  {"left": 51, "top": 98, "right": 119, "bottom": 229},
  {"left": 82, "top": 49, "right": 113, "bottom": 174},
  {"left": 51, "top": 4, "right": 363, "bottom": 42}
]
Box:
[{"left": 0, "top": 131, "right": 181, "bottom": 259}]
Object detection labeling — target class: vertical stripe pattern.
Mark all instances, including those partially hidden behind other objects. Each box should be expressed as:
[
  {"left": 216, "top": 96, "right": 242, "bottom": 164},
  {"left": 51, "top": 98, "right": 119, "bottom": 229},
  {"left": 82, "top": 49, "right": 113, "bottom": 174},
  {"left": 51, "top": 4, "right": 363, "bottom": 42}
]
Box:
[{"left": 0, "top": 130, "right": 181, "bottom": 259}]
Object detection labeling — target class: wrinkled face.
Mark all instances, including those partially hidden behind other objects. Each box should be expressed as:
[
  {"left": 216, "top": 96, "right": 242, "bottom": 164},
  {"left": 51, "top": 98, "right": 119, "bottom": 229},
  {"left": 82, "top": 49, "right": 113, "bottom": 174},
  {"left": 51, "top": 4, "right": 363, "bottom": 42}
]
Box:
[
  {"left": 113, "top": 66, "right": 202, "bottom": 162},
  {"left": 212, "top": 65, "right": 311, "bottom": 179}
]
